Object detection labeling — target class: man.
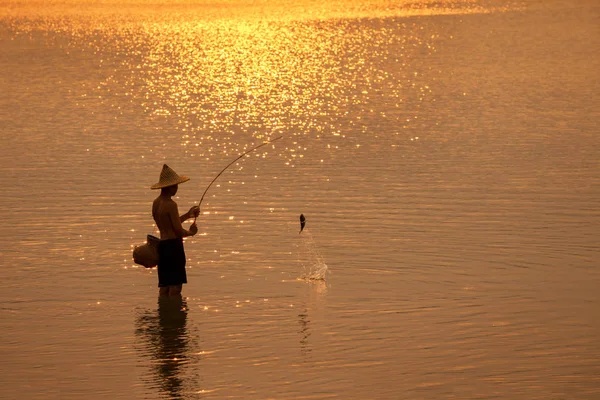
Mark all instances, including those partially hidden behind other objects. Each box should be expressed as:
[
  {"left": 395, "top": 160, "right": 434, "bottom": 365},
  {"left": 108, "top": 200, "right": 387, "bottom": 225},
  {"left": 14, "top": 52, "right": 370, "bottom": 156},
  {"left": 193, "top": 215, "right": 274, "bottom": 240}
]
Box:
[{"left": 151, "top": 164, "right": 200, "bottom": 296}]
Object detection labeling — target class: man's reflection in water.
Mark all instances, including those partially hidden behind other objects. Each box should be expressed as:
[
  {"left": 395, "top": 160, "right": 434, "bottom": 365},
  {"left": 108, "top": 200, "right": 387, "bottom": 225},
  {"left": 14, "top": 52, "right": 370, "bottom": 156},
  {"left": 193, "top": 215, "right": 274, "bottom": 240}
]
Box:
[{"left": 135, "top": 295, "right": 189, "bottom": 399}]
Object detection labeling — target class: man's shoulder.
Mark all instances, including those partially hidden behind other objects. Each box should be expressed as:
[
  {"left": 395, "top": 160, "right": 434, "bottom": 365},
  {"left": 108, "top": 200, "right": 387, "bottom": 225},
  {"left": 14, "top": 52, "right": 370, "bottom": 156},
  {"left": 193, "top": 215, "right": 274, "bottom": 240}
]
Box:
[
  {"left": 163, "top": 198, "right": 178, "bottom": 211},
  {"left": 154, "top": 197, "right": 178, "bottom": 210}
]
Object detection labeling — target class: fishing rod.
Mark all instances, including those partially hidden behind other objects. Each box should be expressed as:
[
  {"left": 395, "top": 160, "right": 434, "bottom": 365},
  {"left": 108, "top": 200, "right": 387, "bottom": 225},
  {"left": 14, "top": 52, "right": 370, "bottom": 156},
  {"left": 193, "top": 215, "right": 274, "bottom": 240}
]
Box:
[{"left": 194, "top": 135, "right": 283, "bottom": 222}]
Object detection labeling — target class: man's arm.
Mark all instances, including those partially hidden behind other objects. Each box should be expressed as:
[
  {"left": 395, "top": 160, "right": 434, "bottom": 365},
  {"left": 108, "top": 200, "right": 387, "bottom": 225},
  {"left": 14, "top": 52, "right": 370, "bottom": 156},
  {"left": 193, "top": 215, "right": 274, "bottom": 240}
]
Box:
[
  {"left": 168, "top": 202, "right": 193, "bottom": 238},
  {"left": 180, "top": 206, "right": 200, "bottom": 223}
]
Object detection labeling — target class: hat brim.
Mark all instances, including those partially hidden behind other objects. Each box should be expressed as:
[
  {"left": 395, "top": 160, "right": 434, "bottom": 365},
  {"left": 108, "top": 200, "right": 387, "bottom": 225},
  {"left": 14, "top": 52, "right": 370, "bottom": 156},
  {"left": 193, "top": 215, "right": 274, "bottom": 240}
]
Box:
[{"left": 150, "top": 176, "right": 190, "bottom": 190}]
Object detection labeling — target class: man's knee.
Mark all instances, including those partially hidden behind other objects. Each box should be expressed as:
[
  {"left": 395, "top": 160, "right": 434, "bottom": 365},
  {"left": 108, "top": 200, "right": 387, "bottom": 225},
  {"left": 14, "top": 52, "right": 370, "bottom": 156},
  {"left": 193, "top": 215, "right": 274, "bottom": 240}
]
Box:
[
  {"left": 168, "top": 285, "right": 182, "bottom": 296},
  {"left": 159, "top": 286, "right": 169, "bottom": 296}
]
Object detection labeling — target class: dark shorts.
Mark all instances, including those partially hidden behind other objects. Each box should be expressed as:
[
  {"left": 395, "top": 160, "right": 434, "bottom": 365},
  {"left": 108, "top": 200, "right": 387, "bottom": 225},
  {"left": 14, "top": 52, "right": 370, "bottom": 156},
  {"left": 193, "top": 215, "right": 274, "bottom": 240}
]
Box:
[{"left": 157, "top": 238, "right": 187, "bottom": 287}]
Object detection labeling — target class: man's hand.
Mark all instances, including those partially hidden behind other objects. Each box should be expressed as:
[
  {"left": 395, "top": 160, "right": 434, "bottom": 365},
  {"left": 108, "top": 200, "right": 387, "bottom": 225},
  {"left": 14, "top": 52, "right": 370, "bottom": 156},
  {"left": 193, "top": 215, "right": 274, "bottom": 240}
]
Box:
[
  {"left": 187, "top": 206, "right": 200, "bottom": 219},
  {"left": 189, "top": 222, "right": 198, "bottom": 236}
]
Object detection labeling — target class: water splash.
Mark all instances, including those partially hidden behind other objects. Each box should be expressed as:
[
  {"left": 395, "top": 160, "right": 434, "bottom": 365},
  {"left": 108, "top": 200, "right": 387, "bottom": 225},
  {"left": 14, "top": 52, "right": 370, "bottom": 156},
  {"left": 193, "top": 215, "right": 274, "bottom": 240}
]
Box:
[{"left": 297, "top": 228, "right": 329, "bottom": 281}]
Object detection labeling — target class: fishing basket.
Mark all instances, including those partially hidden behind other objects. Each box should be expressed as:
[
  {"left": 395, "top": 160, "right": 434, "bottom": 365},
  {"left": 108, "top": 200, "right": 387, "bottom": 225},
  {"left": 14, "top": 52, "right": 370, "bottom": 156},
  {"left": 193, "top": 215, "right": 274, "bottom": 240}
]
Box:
[{"left": 133, "top": 235, "right": 160, "bottom": 268}]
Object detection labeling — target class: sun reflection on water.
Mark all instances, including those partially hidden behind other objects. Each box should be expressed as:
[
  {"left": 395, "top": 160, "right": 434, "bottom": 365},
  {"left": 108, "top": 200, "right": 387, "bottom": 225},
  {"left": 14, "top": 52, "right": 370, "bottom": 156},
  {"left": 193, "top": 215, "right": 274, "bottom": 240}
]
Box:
[
  {"left": 126, "top": 17, "right": 441, "bottom": 163},
  {"left": 5, "top": 0, "right": 521, "bottom": 243},
  {"left": 1, "top": 0, "right": 521, "bottom": 170}
]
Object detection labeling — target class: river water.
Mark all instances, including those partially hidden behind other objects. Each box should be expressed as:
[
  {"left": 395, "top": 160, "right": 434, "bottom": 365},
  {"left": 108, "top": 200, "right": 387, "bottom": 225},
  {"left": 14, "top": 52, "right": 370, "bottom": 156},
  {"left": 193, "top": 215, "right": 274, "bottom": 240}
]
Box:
[{"left": 1, "top": 1, "right": 598, "bottom": 399}]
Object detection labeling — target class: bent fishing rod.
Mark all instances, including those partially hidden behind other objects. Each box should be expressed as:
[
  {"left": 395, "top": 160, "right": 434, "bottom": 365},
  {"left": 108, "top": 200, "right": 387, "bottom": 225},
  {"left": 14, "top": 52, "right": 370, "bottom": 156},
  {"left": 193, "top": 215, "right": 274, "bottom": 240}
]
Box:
[{"left": 193, "top": 135, "right": 283, "bottom": 222}]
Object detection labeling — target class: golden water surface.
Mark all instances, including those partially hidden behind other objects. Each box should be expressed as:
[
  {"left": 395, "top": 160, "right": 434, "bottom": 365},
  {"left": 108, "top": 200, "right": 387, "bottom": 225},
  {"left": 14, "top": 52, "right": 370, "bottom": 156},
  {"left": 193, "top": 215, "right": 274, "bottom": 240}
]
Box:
[{"left": 1, "top": 0, "right": 598, "bottom": 399}]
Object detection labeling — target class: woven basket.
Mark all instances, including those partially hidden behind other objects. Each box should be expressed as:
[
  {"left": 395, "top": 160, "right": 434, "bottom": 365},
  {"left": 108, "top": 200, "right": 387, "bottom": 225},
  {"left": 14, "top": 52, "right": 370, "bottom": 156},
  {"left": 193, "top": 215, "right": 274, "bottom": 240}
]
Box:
[{"left": 133, "top": 235, "right": 160, "bottom": 268}]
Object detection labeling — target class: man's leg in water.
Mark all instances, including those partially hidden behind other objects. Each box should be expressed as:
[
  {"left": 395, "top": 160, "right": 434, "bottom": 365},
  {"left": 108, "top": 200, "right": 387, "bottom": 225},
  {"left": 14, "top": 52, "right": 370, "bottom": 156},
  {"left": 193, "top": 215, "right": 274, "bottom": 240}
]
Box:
[
  {"left": 168, "top": 285, "right": 182, "bottom": 296},
  {"left": 159, "top": 286, "right": 169, "bottom": 296}
]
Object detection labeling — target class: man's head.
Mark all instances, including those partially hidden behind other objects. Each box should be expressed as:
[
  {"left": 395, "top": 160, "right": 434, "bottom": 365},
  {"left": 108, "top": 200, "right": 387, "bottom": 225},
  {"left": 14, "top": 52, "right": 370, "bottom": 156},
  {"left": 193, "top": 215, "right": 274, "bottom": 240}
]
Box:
[{"left": 161, "top": 184, "right": 178, "bottom": 196}]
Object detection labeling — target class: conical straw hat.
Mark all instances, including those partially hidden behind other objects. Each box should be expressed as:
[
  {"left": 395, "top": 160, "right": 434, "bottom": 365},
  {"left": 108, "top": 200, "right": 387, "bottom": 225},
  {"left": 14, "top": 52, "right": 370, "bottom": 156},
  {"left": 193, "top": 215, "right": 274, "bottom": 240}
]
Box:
[{"left": 150, "top": 164, "right": 190, "bottom": 190}]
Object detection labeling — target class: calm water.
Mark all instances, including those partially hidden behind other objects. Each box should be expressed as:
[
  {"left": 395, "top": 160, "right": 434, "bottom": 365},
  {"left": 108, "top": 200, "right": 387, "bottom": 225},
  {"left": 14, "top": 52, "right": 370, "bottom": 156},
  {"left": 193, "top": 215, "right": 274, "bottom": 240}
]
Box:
[{"left": 1, "top": 1, "right": 599, "bottom": 399}]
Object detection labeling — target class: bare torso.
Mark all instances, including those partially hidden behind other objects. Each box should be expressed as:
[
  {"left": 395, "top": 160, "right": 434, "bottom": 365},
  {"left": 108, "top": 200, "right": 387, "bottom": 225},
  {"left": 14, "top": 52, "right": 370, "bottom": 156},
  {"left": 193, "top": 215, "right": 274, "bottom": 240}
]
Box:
[{"left": 152, "top": 195, "right": 182, "bottom": 240}]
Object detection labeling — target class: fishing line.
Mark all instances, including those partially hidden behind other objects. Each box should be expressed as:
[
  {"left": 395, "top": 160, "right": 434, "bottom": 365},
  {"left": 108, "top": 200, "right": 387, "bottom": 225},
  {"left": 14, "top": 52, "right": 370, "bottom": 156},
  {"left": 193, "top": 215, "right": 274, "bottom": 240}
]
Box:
[{"left": 194, "top": 135, "right": 283, "bottom": 222}]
